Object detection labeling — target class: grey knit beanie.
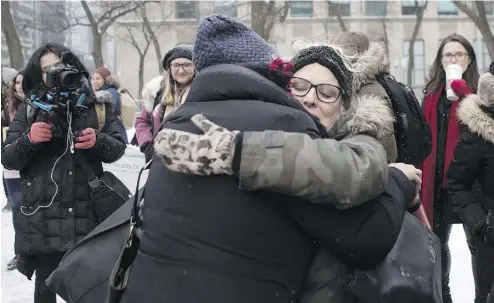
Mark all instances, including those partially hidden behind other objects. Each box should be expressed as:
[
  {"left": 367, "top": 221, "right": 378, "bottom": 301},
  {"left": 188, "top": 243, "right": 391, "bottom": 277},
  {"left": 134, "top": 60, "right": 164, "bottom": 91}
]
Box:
[
  {"left": 291, "top": 46, "right": 353, "bottom": 106},
  {"left": 193, "top": 14, "right": 279, "bottom": 72},
  {"left": 163, "top": 45, "right": 193, "bottom": 71}
]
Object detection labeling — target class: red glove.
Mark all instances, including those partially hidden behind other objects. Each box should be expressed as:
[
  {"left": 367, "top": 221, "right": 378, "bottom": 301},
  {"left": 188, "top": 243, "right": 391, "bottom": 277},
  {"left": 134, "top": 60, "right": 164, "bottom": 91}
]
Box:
[{"left": 451, "top": 79, "right": 471, "bottom": 98}]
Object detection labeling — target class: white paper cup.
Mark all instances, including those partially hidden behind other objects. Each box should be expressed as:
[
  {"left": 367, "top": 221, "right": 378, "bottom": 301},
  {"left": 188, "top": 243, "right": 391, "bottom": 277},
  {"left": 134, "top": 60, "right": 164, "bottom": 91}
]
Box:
[{"left": 445, "top": 64, "right": 463, "bottom": 101}]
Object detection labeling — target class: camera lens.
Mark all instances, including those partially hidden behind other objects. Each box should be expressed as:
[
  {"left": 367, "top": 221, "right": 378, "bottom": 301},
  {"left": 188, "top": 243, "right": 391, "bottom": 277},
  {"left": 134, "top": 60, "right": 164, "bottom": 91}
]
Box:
[{"left": 60, "top": 71, "right": 81, "bottom": 89}]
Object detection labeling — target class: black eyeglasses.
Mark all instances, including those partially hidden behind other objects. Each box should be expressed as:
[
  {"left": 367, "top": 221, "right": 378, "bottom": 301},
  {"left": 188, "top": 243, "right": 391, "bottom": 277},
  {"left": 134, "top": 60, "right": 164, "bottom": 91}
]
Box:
[
  {"left": 289, "top": 77, "right": 342, "bottom": 104},
  {"left": 442, "top": 52, "right": 468, "bottom": 62},
  {"left": 171, "top": 63, "right": 193, "bottom": 71}
]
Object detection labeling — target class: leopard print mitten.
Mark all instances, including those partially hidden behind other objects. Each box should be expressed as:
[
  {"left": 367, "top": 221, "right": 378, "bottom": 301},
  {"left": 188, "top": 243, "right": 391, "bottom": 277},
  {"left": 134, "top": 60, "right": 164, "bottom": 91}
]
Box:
[{"left": 154, "top": 114, "right": 240, "bottom": 176}]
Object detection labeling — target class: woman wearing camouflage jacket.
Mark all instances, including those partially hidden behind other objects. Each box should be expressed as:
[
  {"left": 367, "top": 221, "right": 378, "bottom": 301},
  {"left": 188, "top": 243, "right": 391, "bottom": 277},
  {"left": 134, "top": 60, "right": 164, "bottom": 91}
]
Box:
[{"left": 155, "top": 42, "right": 420, "bottom": 303}]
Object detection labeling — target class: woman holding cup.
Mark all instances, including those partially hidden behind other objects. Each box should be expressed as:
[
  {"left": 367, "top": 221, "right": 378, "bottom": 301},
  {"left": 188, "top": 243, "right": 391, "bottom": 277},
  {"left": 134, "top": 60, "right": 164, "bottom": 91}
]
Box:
[{"left": 422, "top": 33, "right": 481, "bottom": 303}]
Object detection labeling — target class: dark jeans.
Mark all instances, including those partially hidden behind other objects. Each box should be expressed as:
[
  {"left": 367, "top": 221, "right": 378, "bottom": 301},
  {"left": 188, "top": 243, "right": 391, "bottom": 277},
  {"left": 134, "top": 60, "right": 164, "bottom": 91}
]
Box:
[
  {"left": 4, "top": 177, "right": 21, "bottom": 229},
  {"left": 34, "top": 252, "right": 65, "bottom": 303},
  {"left": 3, "top": 175, "right": 9, "bottom": 199}
]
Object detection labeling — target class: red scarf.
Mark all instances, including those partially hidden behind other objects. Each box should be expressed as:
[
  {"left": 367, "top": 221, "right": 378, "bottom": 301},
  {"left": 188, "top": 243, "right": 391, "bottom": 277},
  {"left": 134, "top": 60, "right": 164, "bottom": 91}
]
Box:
[{"left": 421, "top": 86, "right": 461, "bottom": 225}]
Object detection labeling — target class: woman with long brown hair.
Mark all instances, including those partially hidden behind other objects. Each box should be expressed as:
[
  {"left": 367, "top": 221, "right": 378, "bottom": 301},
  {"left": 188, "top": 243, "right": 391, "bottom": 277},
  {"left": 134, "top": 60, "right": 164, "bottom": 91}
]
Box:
[{"left": 421, "top": 33, "right": 481, "bottom": 303}]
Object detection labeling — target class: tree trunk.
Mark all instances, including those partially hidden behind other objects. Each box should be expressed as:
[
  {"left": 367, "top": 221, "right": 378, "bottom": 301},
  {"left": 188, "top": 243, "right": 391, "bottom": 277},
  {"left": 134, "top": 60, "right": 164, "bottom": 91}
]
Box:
[
  {"left": 1, "top": 1, "right": 24, "bottom": 69},
  {"left": 92, "top": 31, "right": 104, "bottom": 68},
  {"left": 142, "top": 8, "right": 163, "bottom": 74},
  {"left": 474, "top": 2, "right": 494, "bottom": 60},
  {"left": 250, "top": 1, "right": 269, "bottom": 40},
  {"left": 138, "top": 55, "right": 144, "bottom": 98},
  {"left": 381, "top": 17, "right": 391, "bottom": 71},
  {"left": 407, "top": 1, "right": 428, "bottom": 87}
]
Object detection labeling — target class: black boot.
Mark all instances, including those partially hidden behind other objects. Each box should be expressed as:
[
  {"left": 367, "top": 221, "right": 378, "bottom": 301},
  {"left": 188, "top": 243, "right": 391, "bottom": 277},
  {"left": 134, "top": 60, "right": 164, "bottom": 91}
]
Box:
[
  {"left": 6, "top": 255, "right": 19, "bottom": 271},
  {"left": 2, "top": 199, "right": 12, "bottom": 212},
  {"left": 487, "top": 282, "right": 494, "bottom": 303}
]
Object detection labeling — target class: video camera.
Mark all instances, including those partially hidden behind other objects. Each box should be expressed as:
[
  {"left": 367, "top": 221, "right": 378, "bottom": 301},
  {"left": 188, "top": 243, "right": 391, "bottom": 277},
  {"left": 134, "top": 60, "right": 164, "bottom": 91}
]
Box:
[{"left": 45, "top": 64, "right": 81, "bottom": 91}]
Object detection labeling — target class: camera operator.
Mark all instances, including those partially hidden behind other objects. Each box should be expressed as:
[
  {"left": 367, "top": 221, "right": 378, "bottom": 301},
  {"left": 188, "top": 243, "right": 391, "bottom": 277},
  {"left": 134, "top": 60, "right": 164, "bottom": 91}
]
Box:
[{"left": 1, "top": 43, "right": 126, "bottom": 303}]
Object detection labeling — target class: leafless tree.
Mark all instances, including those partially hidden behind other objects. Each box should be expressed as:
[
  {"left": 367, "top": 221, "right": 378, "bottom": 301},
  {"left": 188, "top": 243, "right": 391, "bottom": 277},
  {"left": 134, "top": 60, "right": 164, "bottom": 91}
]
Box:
[
  {"left": 453, "top": 1, "right": 494, "bottom": 60},
  {"left": 327, "top": 1, "right": 348, "bottom": 32},
  {"left": 1, "top": 1, "right": 24, "bottom": 69},
  {"left": 406, "top": 0, "right": 429, "bottom": 87},
  {"left": 250, "top": 1, "right": 291, "bottom": 41},
  {"left": 140, "top": 3, "right": 172, "bottom": 74},
  {"left": 80, "top": 1, "right": 146, "bottom": 68},
  {"left": 119, "top": 7, "right": 167, "bottom": 96},
  {"left": 314, "top": 1, "right": 348, "bottom": 41}
]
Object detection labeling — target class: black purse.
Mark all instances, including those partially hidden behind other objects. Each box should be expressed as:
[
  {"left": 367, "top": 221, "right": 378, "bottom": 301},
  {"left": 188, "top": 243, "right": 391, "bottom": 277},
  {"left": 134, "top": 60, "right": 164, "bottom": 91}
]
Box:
[
  {"left": 106, "top": 160, "right": 150, "bottom": 303},
  {"left": 75, "top": 152, "right": 132, "bottom": 223},
  {"left": 346, "top": 212, "right": 442, "bottom": 303}
]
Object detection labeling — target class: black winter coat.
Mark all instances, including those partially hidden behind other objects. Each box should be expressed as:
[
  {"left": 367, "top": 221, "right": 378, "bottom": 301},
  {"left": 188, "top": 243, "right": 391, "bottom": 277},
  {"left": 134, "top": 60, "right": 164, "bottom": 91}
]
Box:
[
  {"left": 448, "top": 93, "right": 494, "bottom": 235},
  {"left": 121, "top": 64, "right": 413, "bottom": 303},
  {"left": 1, "top": 100, "right": 126, "bottom": 258}
]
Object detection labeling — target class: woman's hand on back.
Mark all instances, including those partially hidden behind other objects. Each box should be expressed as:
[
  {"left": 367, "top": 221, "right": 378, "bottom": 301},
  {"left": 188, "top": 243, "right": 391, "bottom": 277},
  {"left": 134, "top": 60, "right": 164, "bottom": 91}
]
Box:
[{"left": 388, "top": 163, "right": 422, "bottom": 188}]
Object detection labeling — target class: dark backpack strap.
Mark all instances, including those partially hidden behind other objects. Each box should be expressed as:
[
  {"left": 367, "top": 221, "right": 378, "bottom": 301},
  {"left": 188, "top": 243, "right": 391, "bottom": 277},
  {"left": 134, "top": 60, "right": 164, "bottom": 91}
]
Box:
[{"left": 73, "top": 152, "right": 100, "bottom": 190}]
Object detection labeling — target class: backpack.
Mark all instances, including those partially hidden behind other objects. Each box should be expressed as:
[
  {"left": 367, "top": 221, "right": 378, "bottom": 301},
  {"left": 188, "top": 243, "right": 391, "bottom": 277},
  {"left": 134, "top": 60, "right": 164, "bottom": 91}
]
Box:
[
  {"left": 118, "top": 89, "right": 137, "bottom": 130},
  {"left": 376, "top": 73, "right": 432, "bottom": 168}
]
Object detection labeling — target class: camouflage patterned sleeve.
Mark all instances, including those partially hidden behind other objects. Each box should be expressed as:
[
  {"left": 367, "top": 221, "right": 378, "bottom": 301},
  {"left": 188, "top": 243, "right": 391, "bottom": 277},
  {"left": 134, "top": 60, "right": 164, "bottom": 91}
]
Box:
[{"left": 238, "top": 130, "right": 388, "bottom": 209}]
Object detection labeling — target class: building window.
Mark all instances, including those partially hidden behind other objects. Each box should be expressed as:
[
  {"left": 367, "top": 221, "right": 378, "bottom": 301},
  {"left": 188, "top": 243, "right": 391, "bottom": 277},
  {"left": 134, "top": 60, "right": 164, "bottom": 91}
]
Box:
[
  {"left": 175, "top": 1, "right": 197, "bottom": 19},
  {"left": 401, "top": 0, "right": 426, "bottom": 15},
  {"left": 328, "top": 0, "right": 350, "bottom": 17},
  {"left": 215, "top": 0, "right": 237, "bottom": 18},
  {"left": 291, "top": 1, "right": 313, "bottom": 17},
  {"left": 403, "top": 40, "right": 425, "bottom": 87},
  {"left": 365, "top": 1, "right": 387, "bottom": 16},
  {"left": 483, "top": 1, "right": 494, "bottom": 15},
  {"left": 474, "top": 39, "right": 491, "bottom": 72},
  {"left": 437, "top": 0, "right": 458, "bottom": 15}
]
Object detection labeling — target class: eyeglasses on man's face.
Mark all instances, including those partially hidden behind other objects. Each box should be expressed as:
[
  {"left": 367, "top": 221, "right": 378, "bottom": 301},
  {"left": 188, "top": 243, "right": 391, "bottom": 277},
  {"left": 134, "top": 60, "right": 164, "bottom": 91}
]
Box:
[
  {"left": 289, "top": 77, "right": 342, "bottom": 104},
  {"left": 171, "top": 63, "right": 193, "bottom": 72}
]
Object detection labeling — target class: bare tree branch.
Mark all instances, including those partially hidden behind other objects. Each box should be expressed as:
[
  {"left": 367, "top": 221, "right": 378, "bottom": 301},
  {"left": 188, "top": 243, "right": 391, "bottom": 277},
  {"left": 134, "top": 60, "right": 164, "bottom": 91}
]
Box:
[
  {"left": 453, "top": 1, "right": 494, "bottom": 61},
  {"left": 141, "top": 4, "right": 167, "bottom": 74},
  {"left": 118, "top": 5, "right": 167, "bottom": 96},
  {"left": 251, "top": 1, "right": 291, "bottom": 41},
  {"left": 80, "top": 1, "right": 146, "bottom": 67},
  {"left": 406, "top": 0, "right": 428, "bottom": 87},
  {"left": 1, "top": 1, "right": 24, "bottom": 69}
]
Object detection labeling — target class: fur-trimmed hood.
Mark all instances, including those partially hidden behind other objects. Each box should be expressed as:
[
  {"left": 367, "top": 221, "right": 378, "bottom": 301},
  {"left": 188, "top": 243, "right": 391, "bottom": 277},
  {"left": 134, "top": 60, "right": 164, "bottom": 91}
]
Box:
[
  {"left": 104, "top": 75, "right": 120, "bottom": 89},
  {"left": 328, "top": 94, "right": 395, "bottom": 144},
  {"left": 142, "top": 75, "right": 164, "bottom": 112},
  {"left": 352, "top": 42, "right": 389, "bottom": 90},
  {"left": 457, "top": 72, "right": 494, "bottom": 143}
]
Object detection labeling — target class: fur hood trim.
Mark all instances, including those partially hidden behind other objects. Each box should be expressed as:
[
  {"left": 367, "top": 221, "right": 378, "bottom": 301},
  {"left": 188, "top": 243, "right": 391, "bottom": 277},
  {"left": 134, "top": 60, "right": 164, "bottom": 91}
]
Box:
[
  {"left": 352, "top": 42, "right": 389, "bottom": 90},
  {"left": 458, "top": 96, "right": 494, "bottom": 143},
  {"left": 477, "top": 72, "right": 494, "bottom": 108},
  {"left": 329, "top": 94, "right": 395, "bottom": 144},
  {"left": 105, "top": 75, "right": 120, "bottom": 89},
  {"left": 142, "top": 75, "right": 164, "bottom": 112},
  {"left": 95, "top": 90, "right": 115, "bottom": 105}
]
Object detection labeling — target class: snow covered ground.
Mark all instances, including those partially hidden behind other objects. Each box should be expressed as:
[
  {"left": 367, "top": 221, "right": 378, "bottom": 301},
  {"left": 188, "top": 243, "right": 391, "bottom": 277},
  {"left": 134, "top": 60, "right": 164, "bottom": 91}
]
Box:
[{"left": 0, "top": 135, "right": 475, "bottom": 302}]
